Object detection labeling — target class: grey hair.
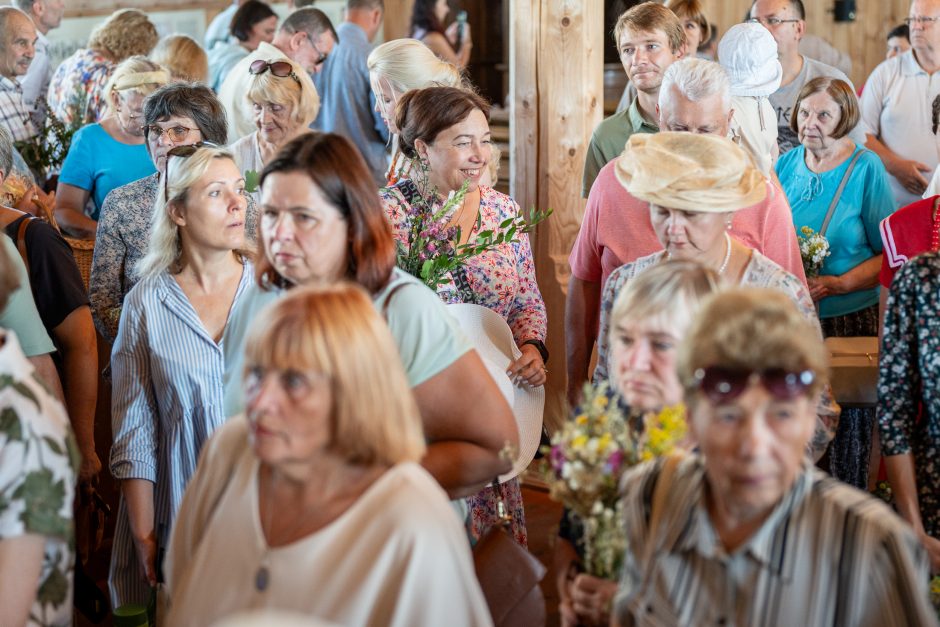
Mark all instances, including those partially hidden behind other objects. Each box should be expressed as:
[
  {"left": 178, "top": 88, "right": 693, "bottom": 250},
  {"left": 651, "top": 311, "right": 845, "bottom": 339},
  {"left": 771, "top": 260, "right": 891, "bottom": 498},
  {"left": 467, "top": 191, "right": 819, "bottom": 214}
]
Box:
[
  {"left": 659, "top": 58, "right": 731, "bottom": 115},
  {"left": 0, "top": 125, "right": 13, "bottom": 178},
  {"left": 12, "top": 1, "right": 35, "bottom": 14}
]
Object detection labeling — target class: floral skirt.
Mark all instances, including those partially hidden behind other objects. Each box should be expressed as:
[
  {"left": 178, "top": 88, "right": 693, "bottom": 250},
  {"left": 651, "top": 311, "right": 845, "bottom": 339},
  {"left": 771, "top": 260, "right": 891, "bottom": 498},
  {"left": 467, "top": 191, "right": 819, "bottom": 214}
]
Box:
[
  {"left": 466, "top": 477, "right": 528, "bottom": 547},
  {"left": 820, "top": 303, "right": 878, "bottom": 490}
]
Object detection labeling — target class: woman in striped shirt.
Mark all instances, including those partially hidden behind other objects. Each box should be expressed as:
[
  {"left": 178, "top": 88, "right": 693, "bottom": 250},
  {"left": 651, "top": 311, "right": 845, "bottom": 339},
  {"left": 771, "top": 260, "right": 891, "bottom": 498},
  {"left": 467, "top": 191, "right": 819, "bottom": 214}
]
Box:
[{"left": 108, "top": 144, "right": 254, "bottom": 607}]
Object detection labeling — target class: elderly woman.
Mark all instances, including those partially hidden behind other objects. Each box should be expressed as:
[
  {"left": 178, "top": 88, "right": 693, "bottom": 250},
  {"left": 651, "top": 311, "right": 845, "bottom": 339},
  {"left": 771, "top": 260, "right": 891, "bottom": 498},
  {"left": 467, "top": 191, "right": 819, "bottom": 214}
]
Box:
[
  {"left": 151, "top": 35, "right": 209, "bottom": 84},
  {"left": 409, "top": 0, "right": 473, "bottom": 69},
  {"left": 612, "top": 288, "right": 935, "bottom": 625},
  {"left": 595, "top": 132, "right": 838, "bottom": 460},
  {"left": 167, "top": 283, "right": 491, "bottom": 626},
  {"left": 47, "top": 9, "right": 158, "bottom": 125},
  {"left": 55, "top": 56, "right": 169, "bottom": 239},
  {"left": 109, "top": 145, "right": 253, "bottom": 607},
  {"left": 878, "top": 252, "right": 940, "bottom": 573},
  {"left": 0, "top": 242, "right": 78, "bottom": 627},
  {"left": 556, "top": 260, "right": 719, "bottom": 627},
  {"left": 208, "top": 0, "right": 278, "bottom": 91},
  {"left": 368, "top": 38, "right": 464, "bottom": 185},
  {"left": 89, "top": 82, "right": 256, "bottom": 346},
  {"left": 380, "top": 86, "right": 547, "bottom": 545},
  {"left": 776, "top": 77, "right": 895, "bottom": 335},
  {"left": 229, "top": 55, "right": 318, "bottom": 205},
  {"left": 223, "top": 132, "right": 516, "bottom": 506}
]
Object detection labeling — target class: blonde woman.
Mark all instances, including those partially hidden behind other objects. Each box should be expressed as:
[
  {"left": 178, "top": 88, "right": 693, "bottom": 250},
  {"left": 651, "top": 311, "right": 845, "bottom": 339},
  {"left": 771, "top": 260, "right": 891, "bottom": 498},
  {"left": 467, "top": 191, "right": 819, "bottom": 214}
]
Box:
[
  {"left": 54, "top": 56, "right": 169, "bottom": 239},
  {"left": 151, "top": 35, "right": 210, "bottom": 83},
  {"left": 108, "top": 145, "right": 253, "bottom": 607},
  {"left": 48, "top": 9, "right": 159, "bottom": 125},
  {"left": 228, "top": 55, "right": 318, "bottom": 204},
  {"left": 167, "top": 283, "right": 491, "bottom": 626}
]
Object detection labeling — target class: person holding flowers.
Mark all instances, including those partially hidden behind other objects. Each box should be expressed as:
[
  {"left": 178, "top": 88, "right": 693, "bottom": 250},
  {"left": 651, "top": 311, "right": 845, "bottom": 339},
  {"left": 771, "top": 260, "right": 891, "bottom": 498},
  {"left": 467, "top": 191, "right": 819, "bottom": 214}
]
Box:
[
  {"left": 379, "top": 85, "right": 547, "bottom": 546},
  {"left": 552, "top": 260, "right": 719, "bottom": 627}
]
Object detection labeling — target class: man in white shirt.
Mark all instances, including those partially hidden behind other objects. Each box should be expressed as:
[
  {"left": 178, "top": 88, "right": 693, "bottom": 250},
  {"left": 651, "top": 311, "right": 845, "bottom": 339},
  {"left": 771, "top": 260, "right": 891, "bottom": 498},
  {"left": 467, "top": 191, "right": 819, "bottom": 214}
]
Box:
[
  {"left": 748, "top": 0, "right": 863, "bottom": 155},
  {"left": 217, "top": 7, "right": 337, "bottom": 143},
  {"left": 861, "top": 0, "right": 940, "bottom": 207},
  {"left": 0, "top": 7, "right": 36, "bottom": 143},
  {"left": 13, "top": 0, "right": 62, "bottom": 126}
]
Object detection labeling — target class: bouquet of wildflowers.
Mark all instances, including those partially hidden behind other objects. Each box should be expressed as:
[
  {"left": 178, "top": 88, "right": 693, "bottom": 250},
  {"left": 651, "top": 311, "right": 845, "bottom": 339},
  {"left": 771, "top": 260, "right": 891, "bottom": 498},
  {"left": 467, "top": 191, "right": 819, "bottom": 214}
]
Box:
[
  {"left": 540, "top": 382, "right": 687, "bottom": 580},
  {"left": 798, "top": 226, "right": 831, "bottom": 278},
  {"left": 931, "top": 575, "right": 940, "bottom": 617},
  {"left": 396, "top": 163, "right": 551, "bottom": 292}
]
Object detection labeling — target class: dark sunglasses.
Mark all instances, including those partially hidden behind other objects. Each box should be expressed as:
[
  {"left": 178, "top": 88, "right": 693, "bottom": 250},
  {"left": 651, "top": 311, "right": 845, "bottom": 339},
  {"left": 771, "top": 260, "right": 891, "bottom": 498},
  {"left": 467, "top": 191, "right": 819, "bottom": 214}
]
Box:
[
  {"left": 249, "top": 59, "right": 302, "bottom": 87},
  {"left": 164, "top": 142, "right": 213, "bottom": 200},
  {"left": 693, "top": 366, "right": 816, "bottom": 404}
]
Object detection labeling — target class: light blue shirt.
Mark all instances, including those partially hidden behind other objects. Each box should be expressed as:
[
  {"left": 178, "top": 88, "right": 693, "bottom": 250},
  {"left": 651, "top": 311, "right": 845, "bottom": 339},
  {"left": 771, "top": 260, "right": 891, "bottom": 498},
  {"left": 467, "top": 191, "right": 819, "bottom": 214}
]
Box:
[
  {"left": 776, "top": 144, "right": 896, "bottom": 318},
  {"left": 312, "top": 21, "right": 390, "bottom": 185},
  {"left": 58, "top": 123, "right": 156, "bottom": 220},
  {"left": 208, "top": 41, "right": 249, "bottom": 92}
]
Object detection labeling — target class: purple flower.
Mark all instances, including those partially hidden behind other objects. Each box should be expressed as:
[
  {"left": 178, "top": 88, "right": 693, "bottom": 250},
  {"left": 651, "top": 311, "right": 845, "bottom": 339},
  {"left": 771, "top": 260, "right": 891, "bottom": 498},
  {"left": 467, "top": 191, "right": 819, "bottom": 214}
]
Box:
[
  {"left": 550, "top": 445, "right": 566, "bottom": 474},
  {"left": 605, "top": 450, "right": 623, "bottom": 474},
  {"left": 427, "top": 243, "right": 437, "bottom": 253}
]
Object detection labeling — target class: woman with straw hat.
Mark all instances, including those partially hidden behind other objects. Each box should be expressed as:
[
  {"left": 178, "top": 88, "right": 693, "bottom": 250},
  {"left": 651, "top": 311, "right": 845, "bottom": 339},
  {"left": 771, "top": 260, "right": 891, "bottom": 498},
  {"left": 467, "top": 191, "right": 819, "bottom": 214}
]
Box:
[{"left": 594, "top": 131, "right": 839, "bottom": 460}]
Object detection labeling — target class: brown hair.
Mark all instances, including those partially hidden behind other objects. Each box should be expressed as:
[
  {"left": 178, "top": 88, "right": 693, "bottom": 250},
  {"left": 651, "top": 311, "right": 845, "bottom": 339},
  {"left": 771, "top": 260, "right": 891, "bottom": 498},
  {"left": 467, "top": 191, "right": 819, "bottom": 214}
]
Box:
[
  {"left": 87, "top": 9, "right": 159, "bottom": 62},
  {"left": 257, "top": 133, "right": 396, "bottom": 293},
  {"left": 150, "top": 35, "right": 209, "bottom": 83},
  {"left": 0, "top": 239, "right": 20, "bottom": 311},
  {"left": 614, "top": 1, "right": 686, "bottom": 53},
  {"left": 790, "top": 76, "right": 859, "bottom": 140},
  {"left": 677, "top": 288, "right": 829, "bottom": 403},
  {"left": 396, "top": 86, "right": 491, "bottom": 160},
  {"left": 244, "top": 282, "right": 425, "bottom": 466},
  {"left": 666, "top": 0, "right": 711, "bottom": 43}
]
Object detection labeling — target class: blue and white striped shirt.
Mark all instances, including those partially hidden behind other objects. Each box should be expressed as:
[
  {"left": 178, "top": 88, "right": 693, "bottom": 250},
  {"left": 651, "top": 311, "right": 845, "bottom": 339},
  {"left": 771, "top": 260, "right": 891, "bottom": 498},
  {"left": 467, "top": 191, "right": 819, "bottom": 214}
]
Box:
[{"left": 108, "top": 263, "right": 253, "bottom": 607}]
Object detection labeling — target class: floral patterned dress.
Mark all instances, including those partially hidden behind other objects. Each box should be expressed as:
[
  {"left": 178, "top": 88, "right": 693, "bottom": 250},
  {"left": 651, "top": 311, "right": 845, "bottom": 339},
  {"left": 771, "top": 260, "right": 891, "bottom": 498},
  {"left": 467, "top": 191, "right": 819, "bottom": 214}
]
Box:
[
  {"left": 380, "top": 181, "right": 547, "bottom": 546},
  {"left": 0, "top": 330, "right": 79, "bottom": 626},
  {"left": 877, "top": 252, "right": 940, "bottom": 538},
  {"left": 47, "top": 49, "right": 114, "bottom": 126}
]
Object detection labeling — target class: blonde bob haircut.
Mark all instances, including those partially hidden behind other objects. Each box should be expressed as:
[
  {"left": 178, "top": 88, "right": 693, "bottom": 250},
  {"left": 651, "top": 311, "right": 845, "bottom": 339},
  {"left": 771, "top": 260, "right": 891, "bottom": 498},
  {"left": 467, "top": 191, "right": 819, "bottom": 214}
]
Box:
[
  {"left": 87, "top": 9, "right": 159, "bottom": 63},
  {"left": 614, "top": 1, "right": 686, "bottom": 54},
  {"left": 151, "top": 35, "right": 209, "bottom": 84},
  {"left": 246, "top": 56, "right": 320, "bottom": 130},
  {"left": 677, "top": 288, "right": 830, "bottom": 404},
  {"left": 243, "top": 282, "right": 426, "bottom": 466},
  {"left": 367, "top": 38, "right": 464, "bottom": 122},
  {"left": 103, "top": 56, "right": 168, "bottom": 116},
  {"left": 610, "top": 260, "right": 720, "bottom": 350},
  {"left": 136, "top": 145, "right": 247, "bottom": 280}
]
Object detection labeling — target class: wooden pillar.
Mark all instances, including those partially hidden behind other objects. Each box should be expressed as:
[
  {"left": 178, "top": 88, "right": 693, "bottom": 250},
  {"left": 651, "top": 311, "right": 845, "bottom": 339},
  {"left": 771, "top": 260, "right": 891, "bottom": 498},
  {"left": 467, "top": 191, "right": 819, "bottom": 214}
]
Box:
[
  {"left": 383, "top": 0, "right": 414, "bottom": 41},
  {"left": 511, "top": 0, "right": 603, "bottom": 431}
]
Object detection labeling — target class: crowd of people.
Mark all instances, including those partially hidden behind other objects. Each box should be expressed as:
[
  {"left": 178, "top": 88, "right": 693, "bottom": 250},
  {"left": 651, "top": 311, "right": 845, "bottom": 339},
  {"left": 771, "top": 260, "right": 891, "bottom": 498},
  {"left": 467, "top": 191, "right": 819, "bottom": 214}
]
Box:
[{"left": 0, "top": 0, "right": 939, "bottom": 625}]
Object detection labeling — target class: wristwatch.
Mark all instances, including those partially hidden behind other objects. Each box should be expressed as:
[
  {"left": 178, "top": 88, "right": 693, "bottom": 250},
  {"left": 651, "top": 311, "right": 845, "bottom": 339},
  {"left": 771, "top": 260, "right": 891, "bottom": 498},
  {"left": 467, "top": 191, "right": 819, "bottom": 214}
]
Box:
[{"left": 522, "top": 339, "right": 549, "bottom": 364}]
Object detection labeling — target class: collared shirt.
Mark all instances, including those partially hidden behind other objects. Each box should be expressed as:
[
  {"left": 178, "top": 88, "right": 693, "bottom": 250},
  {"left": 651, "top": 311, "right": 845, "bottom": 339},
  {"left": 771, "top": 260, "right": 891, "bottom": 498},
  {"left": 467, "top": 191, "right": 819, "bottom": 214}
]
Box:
[
  {"left": 582, "top": 98, "right": 658, "bottom": 197},
  {"left": 312, "top": 21, "right": 390, "bottom": 186},
  {"left": 615, "top": 456, "right": 936, "bottom": 627},
  {"left": 204, "top": 2, "right": 238, "bottom": 52},
  {"left": 0, "top": 75, "right": 36, "bottom": 142},
  {"left": 20, "top": 29, "right": 48, "bottom": 123},
  {"left": 861, "top": 49, "right": 940, "bottom": 207}
]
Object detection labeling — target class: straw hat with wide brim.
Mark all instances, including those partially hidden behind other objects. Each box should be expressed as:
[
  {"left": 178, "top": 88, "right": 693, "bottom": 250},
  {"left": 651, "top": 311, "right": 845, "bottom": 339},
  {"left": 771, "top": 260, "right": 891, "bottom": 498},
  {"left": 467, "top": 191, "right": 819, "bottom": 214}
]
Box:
[
  {"left": 447, "top": 303, "right": 545, "bottom": 483},
  {"left": 615, "top": 131, "right": 767, "bottom": 212}
]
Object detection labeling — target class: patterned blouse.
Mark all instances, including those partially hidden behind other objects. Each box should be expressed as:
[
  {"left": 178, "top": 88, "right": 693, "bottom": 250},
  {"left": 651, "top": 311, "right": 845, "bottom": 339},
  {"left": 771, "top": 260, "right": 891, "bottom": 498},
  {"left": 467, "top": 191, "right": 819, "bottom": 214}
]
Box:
[
  {"left": 47, "top": 48, "right": 113, "bottom": 126},
  {"left": 380, "top": 182, "right": 547, "bottom": 345},
  {"left": 0, "top": 330, "right": 79, "bottom": 627},
  {"left": 877, "top": 252, "right": 940, "bottom": 539}
]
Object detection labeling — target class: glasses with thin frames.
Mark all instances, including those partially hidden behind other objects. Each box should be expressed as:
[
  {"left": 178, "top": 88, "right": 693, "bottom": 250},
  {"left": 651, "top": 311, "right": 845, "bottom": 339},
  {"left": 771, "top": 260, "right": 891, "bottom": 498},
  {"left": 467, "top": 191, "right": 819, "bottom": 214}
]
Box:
[
  {"left": 693, "top": 366, "right": 816, "bottom": 405},
  {"left": 145, "top": 124, "right": 199, "bottom": 142},
  {"left": 745, "top": 16, "right": 800, "bottom": 27},
  {"left": 309, "top": 37, "right": 328, "bottom": 67},
  {"left": 904, "top": 15, "right": 940, "bottom": 25},
  {"left": 249, "top": 59, "right": 303, "bottom": 87}
]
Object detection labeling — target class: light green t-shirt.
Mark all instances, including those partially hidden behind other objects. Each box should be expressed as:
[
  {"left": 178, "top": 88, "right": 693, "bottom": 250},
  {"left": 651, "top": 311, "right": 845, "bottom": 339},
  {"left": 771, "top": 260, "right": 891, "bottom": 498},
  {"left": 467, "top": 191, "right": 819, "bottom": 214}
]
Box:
[
  {"left": 581, "top": 98, "right": 659, "bottom": 198},
  {"left": 221, "top": 268, "right": 473, "bottom": 417},
  {"left": 0, "top": 235, "right": 54, "bottom": 356}
]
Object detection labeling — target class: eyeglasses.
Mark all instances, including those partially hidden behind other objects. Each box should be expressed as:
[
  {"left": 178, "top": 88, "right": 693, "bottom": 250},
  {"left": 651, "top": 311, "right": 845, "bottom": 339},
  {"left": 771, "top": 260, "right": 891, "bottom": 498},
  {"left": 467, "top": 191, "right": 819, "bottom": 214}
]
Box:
[
  {"left": 145, "top": 124, "right": 198, "bottom": 142},
  {"left": 249, "top": 59, "right": 302, "bottom": 87},
  {"left": 904, "top": 15, "right": 940, "bottom": 25},
  {"left": 308, "top": 37, "right": 328, "bottom": 67},
  {"left": 693, "top": 366, "right": 816, "bottom": 404},
  {"left": 745, "top": 17, "right": 800, "bottom": 27},
  {"left": 163, "top": 142, "right": 212, "bottom": 200}
]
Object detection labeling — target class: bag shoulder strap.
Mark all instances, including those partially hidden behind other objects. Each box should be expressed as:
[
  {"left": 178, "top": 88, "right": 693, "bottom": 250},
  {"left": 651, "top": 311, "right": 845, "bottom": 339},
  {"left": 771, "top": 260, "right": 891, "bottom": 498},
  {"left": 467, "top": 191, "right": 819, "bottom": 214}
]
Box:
[
  {"left": 820, "top": 148, "right": 866, "bottom": 237},
  {"left": 380, "top": 277, "right": 410, "bottom": 320},
  {"left": 642, "top": 453, "right": 684, "bottom": 568},
  {"left": 15, "top": 217, "right": 31, "bottom": 275}
]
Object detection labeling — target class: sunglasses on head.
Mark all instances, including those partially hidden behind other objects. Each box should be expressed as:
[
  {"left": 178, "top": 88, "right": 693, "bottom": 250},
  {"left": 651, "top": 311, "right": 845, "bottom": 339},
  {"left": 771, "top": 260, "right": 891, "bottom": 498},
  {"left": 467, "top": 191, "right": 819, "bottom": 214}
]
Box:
[
  {"left": 249, "top": 59, "right": 303, "bottom": 87},
  {"left": 164, "top": 142, "right": 215, "bottom": 199},
  {"left": 693, "top": 366, "right": 816, "bottom": 404}
]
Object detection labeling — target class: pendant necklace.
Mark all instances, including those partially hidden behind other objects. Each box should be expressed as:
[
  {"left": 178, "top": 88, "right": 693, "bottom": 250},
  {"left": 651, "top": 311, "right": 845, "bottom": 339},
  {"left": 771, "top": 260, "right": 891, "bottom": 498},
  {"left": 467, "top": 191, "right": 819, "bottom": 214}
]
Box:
[{"left": 255, "top": 468, "right": 320, "bottom": 592}]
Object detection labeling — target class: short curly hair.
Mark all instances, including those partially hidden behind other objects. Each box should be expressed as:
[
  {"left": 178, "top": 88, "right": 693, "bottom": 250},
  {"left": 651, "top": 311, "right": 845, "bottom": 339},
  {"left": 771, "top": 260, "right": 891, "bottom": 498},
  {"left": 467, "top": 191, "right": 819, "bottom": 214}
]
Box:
[{"left": 87, "top": 9, "right": 159, "bottom": 63}]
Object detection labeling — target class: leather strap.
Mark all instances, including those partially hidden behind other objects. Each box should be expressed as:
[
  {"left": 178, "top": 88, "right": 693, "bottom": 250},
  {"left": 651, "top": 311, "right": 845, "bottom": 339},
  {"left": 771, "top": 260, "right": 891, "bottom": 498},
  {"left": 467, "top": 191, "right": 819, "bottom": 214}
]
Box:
[{"left": 820, "top": 149, "right": 866, "bottom": 238}]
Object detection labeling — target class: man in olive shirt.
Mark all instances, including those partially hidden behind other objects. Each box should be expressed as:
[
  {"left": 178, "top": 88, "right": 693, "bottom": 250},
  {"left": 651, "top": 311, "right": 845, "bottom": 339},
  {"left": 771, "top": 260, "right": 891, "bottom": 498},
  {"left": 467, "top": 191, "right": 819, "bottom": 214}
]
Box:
[{"left": 581, "top": 2, "right": 685, "bottom": 197}]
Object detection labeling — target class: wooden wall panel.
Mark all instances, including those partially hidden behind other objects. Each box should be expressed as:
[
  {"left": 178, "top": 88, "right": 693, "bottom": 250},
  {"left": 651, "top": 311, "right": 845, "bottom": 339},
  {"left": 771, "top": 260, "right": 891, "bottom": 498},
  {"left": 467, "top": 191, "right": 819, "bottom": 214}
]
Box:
[{"left": 700, "top": 0, "right": 911, "bottom": 87}]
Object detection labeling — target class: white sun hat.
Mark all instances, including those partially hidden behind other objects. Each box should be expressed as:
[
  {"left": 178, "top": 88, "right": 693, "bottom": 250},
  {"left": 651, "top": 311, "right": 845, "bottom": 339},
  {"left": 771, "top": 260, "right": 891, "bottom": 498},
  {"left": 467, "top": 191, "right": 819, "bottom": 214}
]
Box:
[
  {"left": 447, "top": 303, "right": 545, "bottom": 483},
  {"left": 718, "top": 22, "right": 783, "bottom": 98}
]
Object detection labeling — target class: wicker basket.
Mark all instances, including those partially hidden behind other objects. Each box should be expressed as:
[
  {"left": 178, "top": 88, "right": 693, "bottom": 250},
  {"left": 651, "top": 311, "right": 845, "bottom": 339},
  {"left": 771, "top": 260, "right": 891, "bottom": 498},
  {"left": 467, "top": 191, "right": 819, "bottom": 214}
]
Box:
[{"left": 65, "top": 236, "right": 94, "bottom": 292}]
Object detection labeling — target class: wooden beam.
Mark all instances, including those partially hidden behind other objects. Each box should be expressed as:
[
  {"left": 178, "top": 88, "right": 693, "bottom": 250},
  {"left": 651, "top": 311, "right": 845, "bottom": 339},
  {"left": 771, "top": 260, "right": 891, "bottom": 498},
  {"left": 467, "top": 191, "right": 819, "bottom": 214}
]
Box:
[
  {"left": 383, "top": 0, "right": 414, "bottom": 42},
  {"left": 512, "top": 0, "right": 603, "bottom": 431}
]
